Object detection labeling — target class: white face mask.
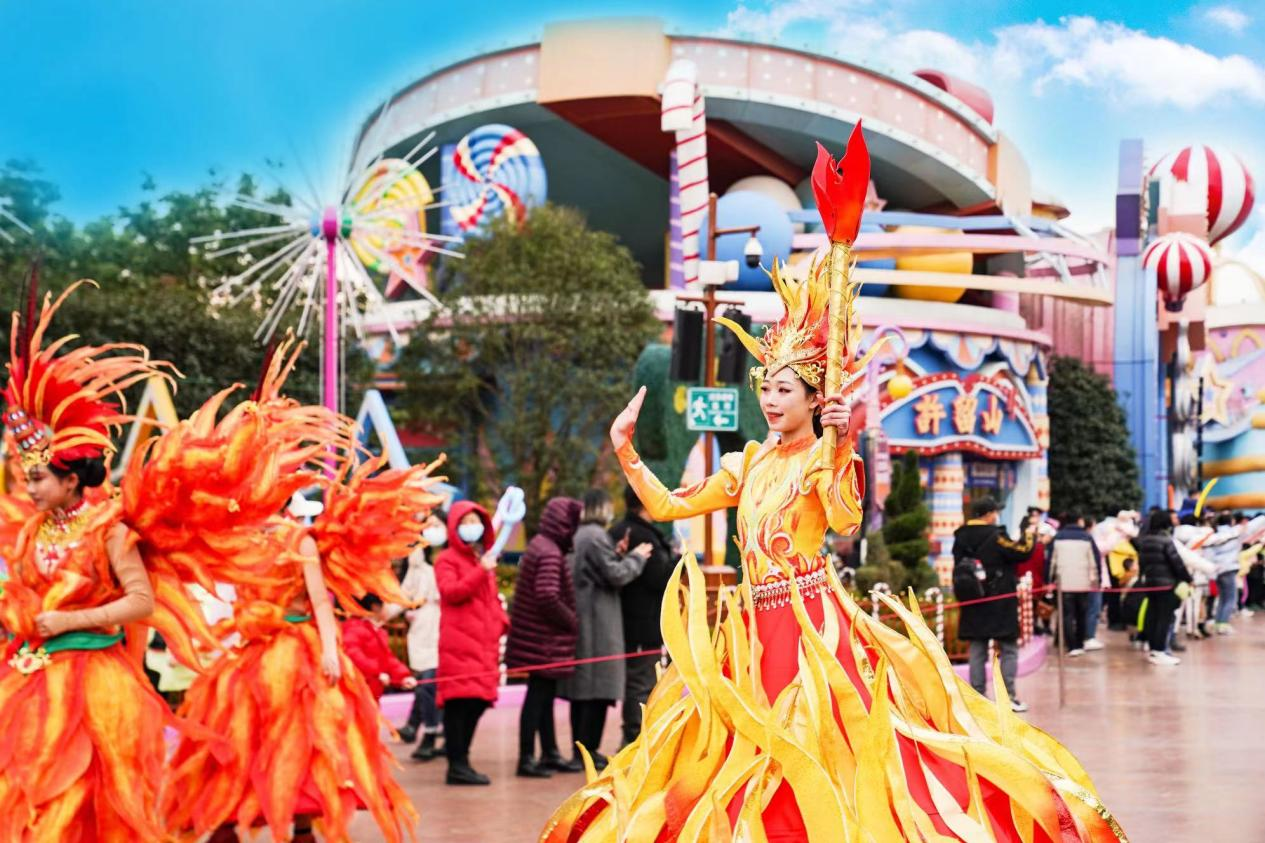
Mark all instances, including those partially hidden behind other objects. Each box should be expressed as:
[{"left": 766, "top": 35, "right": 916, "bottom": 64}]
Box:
[
  {"left": 421, "top": 525, "right": 447, "bottom": 548},
  {"left": 457, "top": 522, "right": 485, "bottom": 545}
]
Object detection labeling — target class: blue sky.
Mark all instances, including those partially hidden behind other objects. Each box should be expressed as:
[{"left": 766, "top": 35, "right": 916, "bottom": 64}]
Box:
[{"left": 4, "top": 0, "right": 1264, "bottom": 243}]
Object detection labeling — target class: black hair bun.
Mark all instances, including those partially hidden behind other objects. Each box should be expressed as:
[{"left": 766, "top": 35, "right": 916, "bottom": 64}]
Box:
[
  {"left": 83, "top": 459, "right": 107, "bottom": 488},
  {"left": 54, "top": 457, "right": 107, "bottom": 489}
]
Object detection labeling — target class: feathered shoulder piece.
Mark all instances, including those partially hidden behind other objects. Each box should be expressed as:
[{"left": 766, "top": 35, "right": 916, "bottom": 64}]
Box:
[
  {"left": 118, "top": 337, "right": 352, "bottom": 668},
  {"left": 311, "top": 455, "right": 447, "bottom": 616},
  {"left": 3, "top": 274, "right": 175, "bottom": 469}
]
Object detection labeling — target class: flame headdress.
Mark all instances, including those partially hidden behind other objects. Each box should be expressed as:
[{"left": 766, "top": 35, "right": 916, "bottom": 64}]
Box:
[
  {"left": 4, "top": 274, "right": 174, "bottom": 470},
  {"left": 714, "top": 257, "right": 883, "bottom": 394},
  {"left": 715, "top": 259, "right": 830, "bottom": 390},
  {"left": 714, "top": 124, "right": 888, "bottom": 433}
]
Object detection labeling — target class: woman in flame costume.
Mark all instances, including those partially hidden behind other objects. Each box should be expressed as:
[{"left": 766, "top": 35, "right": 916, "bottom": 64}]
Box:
[
  {"left": 542, "top": 129, "right": 1126, "bottom": 842},
  {"left": 160, "top": 338, "right": 445, "bottom": 843},
  {"left": 0, "top": 280, "right": 341, "bottom": 842}
]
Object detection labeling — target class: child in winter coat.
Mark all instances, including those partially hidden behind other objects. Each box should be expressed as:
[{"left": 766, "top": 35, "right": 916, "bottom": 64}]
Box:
[
  {"left": 342, "top": 595, "right": 418, "bottom": 699},
  {"left": 392, "top": 512, "right": 446, "bottom": 761}
]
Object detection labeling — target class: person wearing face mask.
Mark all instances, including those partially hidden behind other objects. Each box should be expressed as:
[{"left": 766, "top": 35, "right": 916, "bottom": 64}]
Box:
[
  {"left": 558, "top": 489, "right": 653, "bottom": 771},
  {"left": 392, "top": 510, "right": 447, "bottom": 761},
  {"left": 433, "top": 500, "right": 507, "bottom": 785}
]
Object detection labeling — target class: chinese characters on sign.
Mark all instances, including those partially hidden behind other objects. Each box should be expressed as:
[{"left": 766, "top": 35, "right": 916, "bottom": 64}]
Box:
[
  {"left": 914, "top": 394, "right": 947, "bottom": 435},
  {"left": 952, "top": 394, "right": 978, "bottom": 435},
  {"left": 980, "top": 394, "right": 1004, "bottom": 435},
  {"left": 686, "top": 387, "right": 740, "bottom": 432},
  {"left": 884, "top": 374, "right": 1041, "bottom": 460},
  {"left": 915, "top": 391, "right": 1010, "bottom": 438}
]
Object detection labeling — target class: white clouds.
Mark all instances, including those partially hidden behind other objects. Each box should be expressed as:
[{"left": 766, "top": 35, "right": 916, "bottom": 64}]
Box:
[
  {"left": 714, "top": 4, "right": 1265, "bottom": 109},
  {"left": 998, "top": 17, "right": 1265, "bottom": 108},
  {"left": 1204, "top": 5, "right": 1250, "bottom": 34},
  {"left": 720, "top": 0, "right": 869, "bottom": 40}
]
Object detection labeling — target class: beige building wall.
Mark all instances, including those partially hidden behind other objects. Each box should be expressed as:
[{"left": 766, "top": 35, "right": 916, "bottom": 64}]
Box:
[{"left": 538, "top": 18, "right": 672, "bottom": 103}]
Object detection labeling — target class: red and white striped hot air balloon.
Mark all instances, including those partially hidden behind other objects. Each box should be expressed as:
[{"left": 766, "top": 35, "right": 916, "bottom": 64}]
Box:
[
  {"left": 1142, "top": 232, "right": 1214, "bottom": 310},
  {"left": 1149, "top": 145, "right": 1255, "bottom": 245}
]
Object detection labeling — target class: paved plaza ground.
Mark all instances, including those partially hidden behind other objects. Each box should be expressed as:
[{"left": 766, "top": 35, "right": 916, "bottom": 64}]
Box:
[{"left": 338, "top": 614, "right": 1265, "bottom": 842}]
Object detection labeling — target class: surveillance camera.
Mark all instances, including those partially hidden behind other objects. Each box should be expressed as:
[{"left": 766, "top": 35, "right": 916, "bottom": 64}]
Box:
[{"left": 743, "top": 235, "right": 763, "bottom": 269}]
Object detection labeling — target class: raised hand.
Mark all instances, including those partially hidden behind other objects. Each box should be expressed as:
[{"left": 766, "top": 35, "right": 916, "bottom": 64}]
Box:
[{"left": 610, "top": 386, "right": 647, "bottom": 450}]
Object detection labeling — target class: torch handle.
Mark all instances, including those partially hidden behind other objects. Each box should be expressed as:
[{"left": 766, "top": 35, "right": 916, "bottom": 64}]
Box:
[{"left": 821, "top": 240, "right": 849, "bottom": 459}]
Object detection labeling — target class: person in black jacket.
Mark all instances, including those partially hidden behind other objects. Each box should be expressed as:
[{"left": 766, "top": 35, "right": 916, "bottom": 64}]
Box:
[
  {"left": 609, "top": 484, "right": 674, "bottom": 747},
  {"left": 1132, "top": 509, "right": 1192, "bottom": 666},
  {"left": 952, "top": 497, "right": 1035, "bottom": 712}
]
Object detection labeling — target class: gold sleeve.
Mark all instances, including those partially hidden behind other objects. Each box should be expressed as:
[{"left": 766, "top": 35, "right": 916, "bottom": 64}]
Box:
[
  {"left": 616, "top": 440, "right": 741, "bottom": 522},
  {"left": 813, "top": 439, "right": 864, "bottom": 536}
]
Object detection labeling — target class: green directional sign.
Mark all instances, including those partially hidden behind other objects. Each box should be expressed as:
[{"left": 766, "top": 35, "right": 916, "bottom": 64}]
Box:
[{"left": 686, "top": 387, "right": 740, "bottom": 432}]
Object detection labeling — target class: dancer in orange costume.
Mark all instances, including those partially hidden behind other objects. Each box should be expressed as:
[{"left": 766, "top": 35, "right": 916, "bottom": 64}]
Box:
[
  {"left": 161, "top": 339, "right": 445, "bottom": 843},
  {"left": 0, "top": 278, "right": 338, "bottom": 843},
  {"left": 0, "top": 430, "right": 35, "bottom": 564},
  {"left": 541, "top": 132, "right": 1126, "bottom": 843}
]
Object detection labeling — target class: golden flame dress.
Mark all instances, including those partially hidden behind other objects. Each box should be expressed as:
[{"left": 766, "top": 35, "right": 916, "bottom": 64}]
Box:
[{"left": 541, "top": 435, "right": 1126, "bottom": 842}]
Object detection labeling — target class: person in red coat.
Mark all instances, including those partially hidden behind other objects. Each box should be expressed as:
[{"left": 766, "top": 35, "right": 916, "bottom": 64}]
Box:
[
  {"left": 342, "top": 595, "right": 418, "bottom": 699},
  {"left": 505, "top": 496, "right": 583, "bottom": 778},
  {"left": 434, "top": 500, "right": 507, "bottom": 786}
]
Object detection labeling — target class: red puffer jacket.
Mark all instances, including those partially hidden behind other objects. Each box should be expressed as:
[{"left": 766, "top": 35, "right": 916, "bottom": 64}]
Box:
[
  {"left": 434, "top": 501, "right": 507, "bottom": 706},
  {"left": 342, "top": 617, "right": 413, "bottom": 699}
]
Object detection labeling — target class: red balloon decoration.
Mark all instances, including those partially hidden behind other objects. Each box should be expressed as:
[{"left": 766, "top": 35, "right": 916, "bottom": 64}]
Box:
[
  {"left": 1142, "top": 232, "right": 1214, "bottom": 310},
  {"left": 1149, "top": 145, "right": 1255, "bottom": 246}
]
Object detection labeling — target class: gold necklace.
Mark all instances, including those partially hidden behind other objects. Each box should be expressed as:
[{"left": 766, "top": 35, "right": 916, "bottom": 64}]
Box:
[{"left": 38, "top": 499, "right": 91, "bottom": 545}]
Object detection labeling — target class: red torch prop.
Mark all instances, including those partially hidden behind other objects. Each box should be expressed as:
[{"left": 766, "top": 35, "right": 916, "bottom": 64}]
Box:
[{"left": 812, "top": 122, "right": 873, "bottom": 460}]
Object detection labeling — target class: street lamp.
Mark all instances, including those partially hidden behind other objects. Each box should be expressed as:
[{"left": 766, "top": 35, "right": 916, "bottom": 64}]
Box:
[{"left": 675, "top": 192, "right": 761, "bottom": 568}]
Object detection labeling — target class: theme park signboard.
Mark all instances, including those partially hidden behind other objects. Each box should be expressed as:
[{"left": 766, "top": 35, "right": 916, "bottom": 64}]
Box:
[
  {"left": 880, "top": 372, "right": 1041, "bottom": 460},
  {"left": 686, "top": 387, "right": 740, "bottom": 432}
]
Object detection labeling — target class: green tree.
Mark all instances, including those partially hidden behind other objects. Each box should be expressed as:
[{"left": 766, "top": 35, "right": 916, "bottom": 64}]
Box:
[
  {"left": 1047, "top": 355, "right": 1142, "bottom": 518},
  {"left": 396, "top": 203, "right": 660, "bottom": 527},
  {"left": 858, "top": 451, "right": 935, "bottom": 595},
  {"left": 854, "top": 529, "right": 902, "bottom": 596},
  {"left": 882, "top": 451, "right": 937, "bottom": 594}
]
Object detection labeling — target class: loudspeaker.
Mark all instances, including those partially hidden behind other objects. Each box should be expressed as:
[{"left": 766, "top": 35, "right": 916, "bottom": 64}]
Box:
[
  {"left": 670, "top": 307, "right": 704, "bottom": 382},
  {"left": 716, "top": 308, "right": 753, "bottom": 385}
]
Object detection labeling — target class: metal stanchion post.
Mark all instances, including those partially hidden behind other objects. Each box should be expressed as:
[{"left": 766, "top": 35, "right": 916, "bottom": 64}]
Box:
[{"left": 1055, "top": 582, "right": 1065, "bottom": 708}]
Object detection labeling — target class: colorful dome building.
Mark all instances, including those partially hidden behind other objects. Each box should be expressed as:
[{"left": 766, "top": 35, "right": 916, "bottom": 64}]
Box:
[{"left": 357, "top": 18, "right": 1117, "bottom": 578}]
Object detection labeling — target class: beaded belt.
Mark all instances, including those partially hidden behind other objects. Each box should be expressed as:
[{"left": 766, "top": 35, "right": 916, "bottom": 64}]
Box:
[{"left": 750, "top": 568, "right": 830, "bottom": 611}]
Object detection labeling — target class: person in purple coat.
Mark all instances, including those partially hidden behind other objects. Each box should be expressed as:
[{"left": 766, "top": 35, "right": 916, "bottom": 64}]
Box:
[{"left": 505, "top": 497, "right": 584, "bottom": 777}]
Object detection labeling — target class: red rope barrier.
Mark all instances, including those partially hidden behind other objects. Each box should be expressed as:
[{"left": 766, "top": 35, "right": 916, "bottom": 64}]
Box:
[{"left": 406, "top": 583, "right": 1180, "bottom": 687}]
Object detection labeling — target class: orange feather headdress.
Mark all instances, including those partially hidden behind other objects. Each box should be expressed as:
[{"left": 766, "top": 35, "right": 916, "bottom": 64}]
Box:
[{"left": 3, "top": 270, "right": 174, "bottom": 470}]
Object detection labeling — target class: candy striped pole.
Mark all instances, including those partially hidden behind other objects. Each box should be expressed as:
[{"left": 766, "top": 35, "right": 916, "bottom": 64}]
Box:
[
  {"left": 661, "top": 59, "right": 709, "bottom": 286},
  {"left": 924, "top": 587, "right": 945, "bottom": 645}
]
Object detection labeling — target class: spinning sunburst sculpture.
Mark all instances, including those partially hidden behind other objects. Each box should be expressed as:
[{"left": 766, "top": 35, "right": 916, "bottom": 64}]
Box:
[
  {"left": 0, "top": 197, "right": 32, "bottom": 243},
  {"left": 193, "top": 132, "right": 461, "bottom": 412}
]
